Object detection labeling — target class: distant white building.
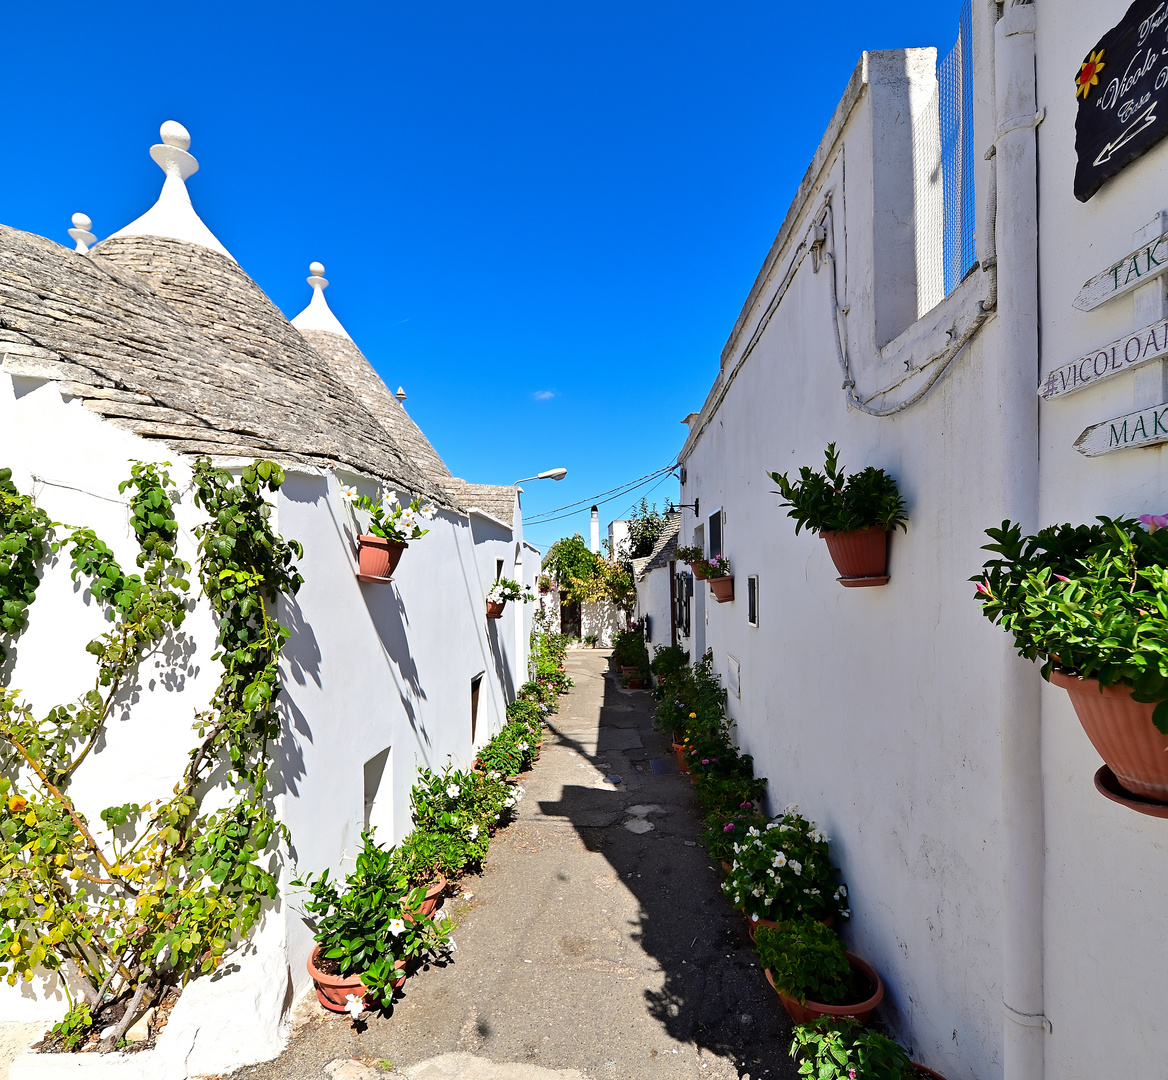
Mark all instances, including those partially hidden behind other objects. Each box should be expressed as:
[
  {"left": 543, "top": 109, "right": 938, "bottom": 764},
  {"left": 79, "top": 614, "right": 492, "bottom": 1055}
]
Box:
[{"left": 0, "top": 122, "right": 537, "bottom": 1075}]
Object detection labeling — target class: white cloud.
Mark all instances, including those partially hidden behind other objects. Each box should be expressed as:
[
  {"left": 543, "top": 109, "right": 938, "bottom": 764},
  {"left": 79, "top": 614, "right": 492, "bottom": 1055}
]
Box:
[{"left": 532, "top": 390, "right": 556, "bottom": 401}]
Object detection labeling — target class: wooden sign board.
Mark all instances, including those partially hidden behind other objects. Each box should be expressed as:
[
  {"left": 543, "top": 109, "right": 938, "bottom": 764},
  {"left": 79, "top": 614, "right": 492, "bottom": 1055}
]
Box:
[
  {"left": 1074, "top": 0, "right": 1168, "bottom": 202},
  {"left": 1040, "top": 318, "right": 1168, "bottom": 399},
  {"left": 1074, "top": 400, "right": 1168, "bottom": 455},
  {"left": 1073, "top": 230, "right": 1168, "bottom": 309}
]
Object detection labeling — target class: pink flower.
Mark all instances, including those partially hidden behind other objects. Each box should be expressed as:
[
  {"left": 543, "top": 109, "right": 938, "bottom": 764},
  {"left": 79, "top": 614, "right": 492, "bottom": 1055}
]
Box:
[
  {"left": 740, "top": 801, "right": 752, "bottom": 809},
  {"left": 702, "top": 759, "right": 709, "bottom": 765},
  {"left": 976, "top": 579, "right": 991, "bottom": 596},
  {"left": 848, "top": 1071, "right": 857, "bottom": 1079},
  {"left": 1054, "top": 574, "right": 1070, "bottom": 582},
  {"left": 723, "top": 823, "right": 735, "bottom": 833},
  {"left": 1140, "top": 513, "right": 1168, "bottom": 533}
]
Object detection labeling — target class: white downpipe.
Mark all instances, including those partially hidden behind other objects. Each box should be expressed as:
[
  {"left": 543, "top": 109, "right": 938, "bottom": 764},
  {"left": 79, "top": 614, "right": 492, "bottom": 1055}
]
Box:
[{"left": 994, "top": 4, "right": 1046, "bottom": 1079}]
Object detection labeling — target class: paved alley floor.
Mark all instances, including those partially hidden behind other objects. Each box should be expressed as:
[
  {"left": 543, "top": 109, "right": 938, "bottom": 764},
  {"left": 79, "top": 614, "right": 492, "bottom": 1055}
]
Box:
[{"left": 247, "top": 649, "right": 799, "bottom": 1080}]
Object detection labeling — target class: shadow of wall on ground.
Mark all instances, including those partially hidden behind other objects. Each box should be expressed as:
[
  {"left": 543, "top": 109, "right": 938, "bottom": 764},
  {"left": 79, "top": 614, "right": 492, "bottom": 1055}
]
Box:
[{"left": 538, "top": 669, "right": 800, "bottom": 1080}]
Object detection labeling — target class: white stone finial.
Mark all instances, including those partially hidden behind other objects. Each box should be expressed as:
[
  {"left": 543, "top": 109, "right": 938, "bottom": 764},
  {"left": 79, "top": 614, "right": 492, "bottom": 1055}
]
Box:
[
  {"left": 108, "top": 119, "right": 235, "bottom": 260},
  {"left": 159, "top": 121, "right": 191, "bottom": 150},
  {"left": 149, "top": 120, "right": 198, "bottom": 181},
  {"left": 68, "top": 213, "right": 96, "bottom": 254},
  {"left": 395, "top": 387, "right": 407, "bottom": 403},
  {"left": 290, "top": 260, "right": 351, "bottom": 339}
]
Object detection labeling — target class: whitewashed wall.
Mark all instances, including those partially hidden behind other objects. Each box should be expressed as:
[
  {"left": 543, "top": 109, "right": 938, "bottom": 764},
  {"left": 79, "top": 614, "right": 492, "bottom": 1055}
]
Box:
[
  {"left": 1034, "top": 4, "right": 1168, "bottom": 1078},
  {"left": 676, "top": 45, "right": 1007, "bottom": 1080},
  {"left": 0, "top": 373, "right": 530, "bottom": 1072},
  {"left": 677, "top": 6, "right": 1168, "bottom": 1078},
  {"left": 635, "top": 565, "right": 674, "bottom": 652}
]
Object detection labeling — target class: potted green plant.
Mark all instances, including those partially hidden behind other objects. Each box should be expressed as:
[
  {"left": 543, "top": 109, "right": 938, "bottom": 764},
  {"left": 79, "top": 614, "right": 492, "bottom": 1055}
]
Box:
[
  {"left": 702, "top": 554, "right": 734, "bottom": 602},
  {"left": 754, "top": 920, "right": 883, "bottom": 1025},
  {"left": 675, "top": 544, "right": 709, "bottom": 579},
  {"left": 486, "top": 578, "right": 534, "bottom": 618},
  {"left": 343, "top": 485, "right": 434, "bottom": 582},
  {"left": 974, "top": 514, "right": 1168, "bottom": 804},
  {"left": 722, "top": 807, "right": 849, "bottom": 934},
  {"left": 768, "top": 443, "right": 907, "bottom": 586},
  {"left": 789, "top": 1017, "right": 943, "bottom": 1079},
  {"left": 293, "top": 830, "right": 451, "bottom": 1012}
]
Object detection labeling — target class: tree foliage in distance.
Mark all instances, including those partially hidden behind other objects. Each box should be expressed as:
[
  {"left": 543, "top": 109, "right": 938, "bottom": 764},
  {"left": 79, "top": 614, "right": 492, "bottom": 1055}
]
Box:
[
  {"left": 623, "top": 499, "right": 675, "bottom": 560},
  {"left": 542, "top": 534, "right": 633, "bottom": 608}
]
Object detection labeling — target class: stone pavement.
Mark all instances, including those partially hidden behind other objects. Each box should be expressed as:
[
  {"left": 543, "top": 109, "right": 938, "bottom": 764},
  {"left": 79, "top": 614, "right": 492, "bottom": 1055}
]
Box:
[{"left": 244, "top": 649, "right": 799, "bottom": 1080}]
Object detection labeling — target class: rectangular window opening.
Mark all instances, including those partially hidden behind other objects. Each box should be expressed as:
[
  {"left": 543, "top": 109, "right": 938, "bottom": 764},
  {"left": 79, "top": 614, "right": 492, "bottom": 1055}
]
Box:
[
  {"left": 471, "top": 673, "right": 484, "bottom": 743},
  {"left": 747, "top": 575, "right": 759, "bottom": 627},
  {"left": 707, "top": 513, "right": 722, "bottom": 560},
  {"left": 495, "top": 559, "right": 505, "bottom": 582}
]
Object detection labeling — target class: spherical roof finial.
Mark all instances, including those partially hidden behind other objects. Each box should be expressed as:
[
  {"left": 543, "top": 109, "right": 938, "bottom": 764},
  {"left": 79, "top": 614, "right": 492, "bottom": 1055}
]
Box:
[
  {"left": 68, "top": 212, "right": 96, "bottom": 254},
  {"left": 159, "top": 120, "right": 191, "bottom": 151},
  {"left": 71, "top": 213, "right": 92, "bottom": 231},
  {"left": 309, "top": 261, "right": 325, "bottom": 277}
]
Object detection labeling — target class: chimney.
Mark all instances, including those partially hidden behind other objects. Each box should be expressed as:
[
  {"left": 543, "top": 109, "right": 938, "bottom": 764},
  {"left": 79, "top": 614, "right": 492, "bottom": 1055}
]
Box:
[{"left": 590, "top": 506, "right": 600, "bottom": 553}]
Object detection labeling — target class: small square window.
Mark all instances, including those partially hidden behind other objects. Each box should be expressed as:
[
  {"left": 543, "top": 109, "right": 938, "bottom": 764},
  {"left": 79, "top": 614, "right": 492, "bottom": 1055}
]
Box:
[{"left": 747, "top": 575, "right": 759, "bottom": 627}]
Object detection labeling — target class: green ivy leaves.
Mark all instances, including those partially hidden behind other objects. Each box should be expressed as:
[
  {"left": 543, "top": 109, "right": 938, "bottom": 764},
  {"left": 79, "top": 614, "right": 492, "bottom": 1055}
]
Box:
[{"left": 0, "top": 468, "right": 54, "bottom": 661}]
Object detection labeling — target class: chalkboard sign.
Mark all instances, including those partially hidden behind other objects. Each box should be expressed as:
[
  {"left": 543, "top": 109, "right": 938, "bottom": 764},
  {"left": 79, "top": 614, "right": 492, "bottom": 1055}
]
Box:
[{"left": 1074, "top": 0, "right": 1168, "bottom": 202}]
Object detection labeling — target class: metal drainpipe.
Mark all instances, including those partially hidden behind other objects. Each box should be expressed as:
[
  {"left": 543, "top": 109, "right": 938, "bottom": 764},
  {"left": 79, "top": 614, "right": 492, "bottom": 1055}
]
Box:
[{"left": 993, "top": 3, "right": 1047, "bottom": 1078}]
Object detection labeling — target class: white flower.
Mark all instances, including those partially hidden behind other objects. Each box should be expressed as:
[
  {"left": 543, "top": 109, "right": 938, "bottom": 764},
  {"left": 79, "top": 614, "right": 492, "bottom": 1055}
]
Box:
[
  {"left": 733, "top": 895, "right": 741, "bottom": 904},
  {"left": 340, "top": 484, "right": 358, "bottom": 501},
  {"left": 400, "top": 507, "right": 418, "bottom": 531},
  {"left": 810, "top": 888, "right": 820, "bottom": 895},
  {"left": 766, "top": 869, "right": 775, "bottom": 877},
  {"left": 489, "top": 770, "right": 501, "bottom": 779},
  {"left": 773, "top": 852, "right": 787, "bottom": 868},
  {"left": 765, "top": 822, "right": 779, "bottom": 830},
  {"left": 791, "top": 861, "right": 802, "bottom": 876},
  {"left": 384, "top": 491, "right": 398, "bottom": 508},
  {"left": 785, "top": 804, "right": 799, "bottom": 814},
  {"left": 746, "top": 826, "right": 760, "bottom": 837},
  {"left": 517, "top": 741, "right": 529, "bottom": 752},
  {"left": 779, "top": 824, "right": 793, "bottom": 832},
  {"left": 451, "top": 814, "right": 458, "bottom": 823},
  {"left": 448, "top": 939, "right": 457, "bottom": 951},
  {"left": 421, "top": 505, "right": 436, "bottom": 521},
  {"left": 468, "top": 824, "right": 479, "bottom": 840},
  {"left": 344, "top": 994, "right": 364, "bottom": 1019},
  {"left": 751, "top": 888, "right": 762, "bottom": 897},
  {"left": 841, "top": 908, "right": 851, "bottom": 918},
  {"left": 838, "top": 884, "right": 848, "bottom": 897},
  {"left": 764, "top": 897, "right": 773, "bottom": 905},
  {"left": 388, "top": 918, "right": 406, "bottom": 936},
  {"left": 447, "top": 784, "right": 461, "bottom": 799}
]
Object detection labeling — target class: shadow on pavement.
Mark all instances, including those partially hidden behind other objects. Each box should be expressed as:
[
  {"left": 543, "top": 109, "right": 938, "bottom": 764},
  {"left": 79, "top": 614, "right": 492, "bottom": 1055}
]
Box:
[{"left": 539, "top": 663, "right": 798, "bottom": 1079}]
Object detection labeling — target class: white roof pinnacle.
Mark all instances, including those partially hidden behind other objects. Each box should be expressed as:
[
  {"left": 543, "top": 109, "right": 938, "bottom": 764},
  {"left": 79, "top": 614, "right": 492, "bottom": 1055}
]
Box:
[
  {"left": 290, "top": 262, "right": 353, "bottom": 339},
  {"left": 68, "top": 213, "right": 96, "bottom": 254},
  {"left": 395, "top": 387, "right": 407, "bottom": 403},
  {"left": 106, "top": 121, "right": 236, "bottom": 261}
]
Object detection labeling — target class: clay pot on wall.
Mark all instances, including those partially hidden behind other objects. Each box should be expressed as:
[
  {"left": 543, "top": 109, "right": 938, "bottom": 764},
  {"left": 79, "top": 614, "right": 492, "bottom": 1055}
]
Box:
[
  {"left": 708, "top": 577, "right": 734, "bottom": 603},
  {"left": 357, "top": 536, "right": 407, "bottom": 583},
  {"left": 486, "top": 600, "right": 507, "bottom": 619},
  {"left": 820, "top": 526, "right": 889, "bottom": 587},
  {"left": 1050, "top": 669, "right": 1168, "bottom": 803},
  {"left": 307, "top": 947, "right": 407, "bottom": 1012},
  {"left": 673, "top": 741, "right": 691, "bottom": 773},
  {"left": 764, "top": 953, "right": 884, "bottom": 1024},
  {"left": 688, "top": 561, "right": 709, "bottom": 580}
]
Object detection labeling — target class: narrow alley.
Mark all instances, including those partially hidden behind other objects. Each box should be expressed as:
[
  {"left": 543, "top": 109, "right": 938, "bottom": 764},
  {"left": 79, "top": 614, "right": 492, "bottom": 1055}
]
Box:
[{"left": 246, "top": 650, "right": 797, "bottom": 1080}]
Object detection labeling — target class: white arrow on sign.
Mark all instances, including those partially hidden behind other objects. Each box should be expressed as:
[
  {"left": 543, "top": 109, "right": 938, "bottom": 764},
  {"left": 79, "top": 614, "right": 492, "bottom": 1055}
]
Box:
[
  {"left": 1074, "top": 400, "right": 1168, "bottom": 456},
  {"left": 1073, "top": 229, "right": 1168, "bottom": 311},
  {"left": 1093, "top": 100, "right": 1159, "bottom": 166}
]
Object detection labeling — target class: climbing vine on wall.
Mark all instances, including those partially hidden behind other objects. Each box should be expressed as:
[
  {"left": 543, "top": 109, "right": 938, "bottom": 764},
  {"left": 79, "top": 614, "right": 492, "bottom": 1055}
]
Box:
[
  {"left": 0, "top": 457, "right": 302, "bottom": 1050},
  {"left": 0, "top": 469, "right": 54, "bottom": 663}
]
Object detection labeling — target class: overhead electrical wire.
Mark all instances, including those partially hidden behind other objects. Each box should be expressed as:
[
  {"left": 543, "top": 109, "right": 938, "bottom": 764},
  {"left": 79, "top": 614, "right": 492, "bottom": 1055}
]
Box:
[
  {"left": 523, "top": 464, "right": 677, "bottom": 526},
  {"left": 523, "top": 464, "right": 676, "bottom": 524}
]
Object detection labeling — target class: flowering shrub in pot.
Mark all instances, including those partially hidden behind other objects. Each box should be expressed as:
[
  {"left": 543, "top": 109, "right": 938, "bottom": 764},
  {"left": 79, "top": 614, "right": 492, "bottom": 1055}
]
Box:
[
  {"left": 409, "top": 765, "right": 522, "bottom": 876},
  {"left": 486, "top": 578, "right": 534, "bottom": 618},
  {"left": 293, "top": 829, "right": 451, "bottom": 1011},
  {"left": 343, "top": 485, "right": 434, "bottom": 581},
  {"left": 755, "top": 920, "right": 883, "bottom": 1024},
  {"left": 722, "top": 806, "right": 850, "bottom": 927},
  {"left": 768, "top": 443, "right": 906, "bottom": 585},
  {"left": 675, "top": 544, "right": 709, "bottom": 578},
  {"left": 789, "top": 1017, "right": 920, "bottom": 1079},
  {"left": 974, "top": 515, "right": 1168, "bottom": 801}
]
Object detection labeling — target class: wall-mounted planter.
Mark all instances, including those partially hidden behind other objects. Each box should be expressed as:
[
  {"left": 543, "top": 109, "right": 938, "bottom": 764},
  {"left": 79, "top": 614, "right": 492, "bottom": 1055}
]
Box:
[
  {"left": 357, "top": 535, "right": 407, "bottom": 583},
  {"left": 486, "top": 599, "right": 507, "bottom": 619},
  {"left": 820, "top": 526, "right": 889, "bottom": 587},
  {"left": 708, "top": 576, "right": 734, "bottom": 603},
  {"left": 1050, "top": 669, "right": 1168, "bottom": 806},
  {"left": 688, "top": 561, "right": 709, "bottom": 580}
]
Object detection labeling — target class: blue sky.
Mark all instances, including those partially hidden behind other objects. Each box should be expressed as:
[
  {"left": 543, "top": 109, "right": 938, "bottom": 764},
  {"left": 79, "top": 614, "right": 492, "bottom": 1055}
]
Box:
[{"left": 1, "top": 1, "right": 960, "bottom": 552}]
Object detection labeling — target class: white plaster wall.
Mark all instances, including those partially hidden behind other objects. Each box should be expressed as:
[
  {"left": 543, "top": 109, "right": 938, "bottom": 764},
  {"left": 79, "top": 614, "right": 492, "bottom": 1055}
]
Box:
[
  {"left": 635, "top": 566, "right": 675, "bottom": 652},
  {"left": 580, "top": 600, "right": 624, "bottom": 647},
  {"left": 1034, "top": 4, "right": 1168, "bottom": 1076},
  {"left": 676, "top": 52, "right": 1007, "bottom": 1080}
]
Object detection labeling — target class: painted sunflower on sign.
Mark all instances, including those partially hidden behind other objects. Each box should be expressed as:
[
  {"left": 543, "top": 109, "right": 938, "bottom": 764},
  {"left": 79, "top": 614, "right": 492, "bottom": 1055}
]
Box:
[{"left": 1076, "top": 49, "right": 1105, "bottom": 100}]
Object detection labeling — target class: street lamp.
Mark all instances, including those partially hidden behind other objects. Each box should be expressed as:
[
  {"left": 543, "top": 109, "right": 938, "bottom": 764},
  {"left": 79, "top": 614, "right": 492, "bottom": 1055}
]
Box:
[{"left": 513, "top": 468, "right": 567, "bottom": 484}]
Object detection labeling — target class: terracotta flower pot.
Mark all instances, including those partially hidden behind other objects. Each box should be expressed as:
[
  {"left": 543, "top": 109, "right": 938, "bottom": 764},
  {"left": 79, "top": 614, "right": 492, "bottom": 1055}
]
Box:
[
  {"left": 708, "top": 576, "right": 734, "bottom": 603},
  {"left": 486, "top": 599, "right": 506, "bottom": 619},
  {"left": 307, "top": 946, "right": 407, "bottom": 1012},
  {"left": 1050, "top": 669, "right": 1168, "bottom": 801},
  {"left": 673, "top": 742, "right": 690, "bottom": 773},
  {"left": 820, "top": 527, "right": 889, "bottom": 586},
  {"left": 688, "top": 561, "right": 709, "bottom": 580},
  {"left": 357, "top": 536, "right": 407, "bottom": 582},
  {"left": 618, "top": 665, "right": 637, "bottom": 675},
  {"left": 626, "top": 676, "right": 646, "bottom": 689},
  {"left": 764, "top": 953, "right": 884, "bottom": 1024},
  {"left": 403, "top": 874, "right": 448, "bottom": 922}
]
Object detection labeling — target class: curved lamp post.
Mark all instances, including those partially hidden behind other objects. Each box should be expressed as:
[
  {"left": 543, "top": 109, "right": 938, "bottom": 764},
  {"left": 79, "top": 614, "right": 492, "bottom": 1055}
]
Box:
[{"left": 513, "top": 468, "right": 567, "bottom": 484}]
